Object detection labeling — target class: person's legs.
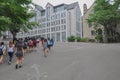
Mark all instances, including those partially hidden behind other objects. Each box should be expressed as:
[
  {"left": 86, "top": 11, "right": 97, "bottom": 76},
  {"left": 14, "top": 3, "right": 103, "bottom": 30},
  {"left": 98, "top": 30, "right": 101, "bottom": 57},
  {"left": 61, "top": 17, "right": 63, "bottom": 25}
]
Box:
[
  {"left": 0, "top": 55, "right": 3, "bottom": 63},
  {"left": 43, "top": 48, "right": 46, "bottom": 57},
  {"left": 8, "top": 52, "right": 12, "bottom": 64},
  {"left": 48, "top": 45, "right": 51, "bottom": 50},
  {"left": 19, "top": 57, "right": 23, "bottom": 68},
  {"left": 44, "top": 48, "right": 48, "bottom": 57},
  {"left": 15, "top": 58, "right": 19, "bottom": 69},
  {"left": 8, "top": 52, "right": 14, "bottom": 63}
]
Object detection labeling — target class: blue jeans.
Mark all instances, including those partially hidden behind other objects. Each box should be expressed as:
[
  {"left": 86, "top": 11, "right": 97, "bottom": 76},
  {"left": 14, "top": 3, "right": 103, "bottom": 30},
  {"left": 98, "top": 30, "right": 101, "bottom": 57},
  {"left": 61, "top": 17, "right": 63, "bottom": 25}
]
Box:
[{"left": 8, "top": 52, "right": 14, "bottom": 62}]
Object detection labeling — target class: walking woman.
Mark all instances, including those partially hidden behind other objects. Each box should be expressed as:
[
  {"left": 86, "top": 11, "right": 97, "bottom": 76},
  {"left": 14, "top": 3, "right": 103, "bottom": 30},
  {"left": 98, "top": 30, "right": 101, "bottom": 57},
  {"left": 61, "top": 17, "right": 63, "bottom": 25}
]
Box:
[
  {"left": 0, "top": 42, "right": 6, "bottom": 64},
  {"left": 15, "top": 39, "right": 24, "bottom": 69},
  {"left": 7, "top": 41, "right": 15, "bottom": 65},
  {"left": 43, "top": 39, "right": 48, "bottom": 57}
]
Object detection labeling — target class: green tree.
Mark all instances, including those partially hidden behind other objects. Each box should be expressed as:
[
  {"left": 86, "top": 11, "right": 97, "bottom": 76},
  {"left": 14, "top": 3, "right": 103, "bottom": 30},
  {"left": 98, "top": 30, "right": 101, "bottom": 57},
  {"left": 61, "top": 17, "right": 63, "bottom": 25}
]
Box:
[
  {"left": 0, "top": 0, "right": 11, "bottom": 33},
  {"left": 88, "top": 0, "right": 120, "bottom": 43},
  {"left": 0, "top": 0, "right": 37, "bottom": 41},
  {"left": 0, "top": 16, "right": 11, "bottom": 33}
]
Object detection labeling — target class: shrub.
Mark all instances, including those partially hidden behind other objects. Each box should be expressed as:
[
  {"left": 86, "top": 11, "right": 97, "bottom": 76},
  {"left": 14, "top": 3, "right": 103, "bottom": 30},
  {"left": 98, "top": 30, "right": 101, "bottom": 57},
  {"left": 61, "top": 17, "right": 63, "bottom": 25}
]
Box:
[
  {"left": 76, "top": 37, "right": 81, "bottom": 42},
  {"left": 80, "top": 38, "right": 88, "bottom": 42},
  {"left": 67, "top": 36, "right": 76, "bottom": 42},
  {"left": 95, "top": 35, "right": 103, "bottom": 43},
  {"left": 88, "top": 39, "right": 96, "bottom": 42}
]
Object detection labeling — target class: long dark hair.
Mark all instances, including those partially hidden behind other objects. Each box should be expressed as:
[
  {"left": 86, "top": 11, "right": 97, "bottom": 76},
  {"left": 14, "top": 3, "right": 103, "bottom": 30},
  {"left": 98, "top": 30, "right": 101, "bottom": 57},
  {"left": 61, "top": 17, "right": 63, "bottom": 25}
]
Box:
[
  {"left": 9, "top": 41, "right": 13, "bottom": 47},
  {"left": 44, "top": 39, "right": 47, "bottom": 42}
]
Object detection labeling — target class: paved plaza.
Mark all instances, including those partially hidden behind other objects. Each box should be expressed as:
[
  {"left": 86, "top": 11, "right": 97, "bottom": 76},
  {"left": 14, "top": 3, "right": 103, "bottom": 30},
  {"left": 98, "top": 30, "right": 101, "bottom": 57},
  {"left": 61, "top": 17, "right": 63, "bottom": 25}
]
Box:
[{"left": 0, "top": 42, "right": 120, "bottom": 80}]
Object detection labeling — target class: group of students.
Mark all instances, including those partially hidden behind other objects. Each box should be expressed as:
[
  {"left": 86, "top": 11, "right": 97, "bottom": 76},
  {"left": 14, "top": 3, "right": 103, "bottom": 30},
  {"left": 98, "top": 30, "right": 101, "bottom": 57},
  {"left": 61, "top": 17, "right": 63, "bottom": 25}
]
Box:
[
  {"left": 41, "top": 37, "right": 54, "bottom": 57},
  {"left": 0, "top": 37, "right": 54, "bottom": 69},
  {"left": 0, "top": 40, "right": 24, "bottom": 69}
]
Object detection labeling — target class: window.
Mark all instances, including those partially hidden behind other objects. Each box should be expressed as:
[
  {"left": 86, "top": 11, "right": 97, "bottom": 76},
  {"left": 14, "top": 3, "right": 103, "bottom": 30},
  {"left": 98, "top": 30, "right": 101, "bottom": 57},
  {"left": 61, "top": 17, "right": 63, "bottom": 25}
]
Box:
[
  {"left": 62, "top": 32, "right": 66, "bottom": 42},
  {"left": 51, "top": 28, "right": 53, "bottom": 32},
  {"left": 61, "top": 13, "right": 64, "bottom": 18},
  {"left": 56, "top": 33, "right": 60, "bottom": 42},
  {"left": 35, "top": 30, "right": 37, "bottom": 34},
  {"left": 41, "top": 29, "right": 46, "bottom": 33},
  {"left": 55, "top": 20, "right": 60, "bottom": 25},
  {"left": 56, "top": 26, "right": 60, "bottom": 31},
  {"left": 31, "top": 31, "right": 33, "bottom": 35},
  {"left": 58, "top": 26, "right": 60, "bottom": 30},
  {"left": 47, "top": 28, "right": 50, "bottom": 32},
  {"left": 61, "top": 25, "right": 66, "bottom": 30},
  {"left": 38, "top": 30, "right": 41, "bottom": 33},
  {"left": 46, "top": 7, "right": 50, "bottom": 21},
  {"left": 47, "top": 34, "right": 50, "bottom": 38},
  {"left": 63, "top": 25, "right": 66, "bottom": 30},
  {"left": 51, "top": 27, "right": 55, "bottom": 32},
  {"left": 47, "top": 22, "right": 50, "bottom": 27},
  {"left": 51, "top": 33, "right": 55, "bottom": 41},
  {"left": 61, "top": 12, "right": 66, "bottom": 18},
  {"left": 53, "top": 21, "right": 55, "bottom": 26},
  {"left": 63, "top": 19, "right": 66, "bottom": 24},
  {"left": 41, "top": 11, "right": 45, "bottom": 16},
  {"left": 61, "top": 19, "right": 66, "bottom": 24},
  {"left": 58, "top": 20, "right": 60, "bottom": 24},
  {"left": 54, "top": 6, "right": 64, "bottom": 12},
  {"left": 61, "top": 19, "right": 64, "bottom": 24},
  {"left": 56, "top": 14, "right": 60, "bottom": 19}
]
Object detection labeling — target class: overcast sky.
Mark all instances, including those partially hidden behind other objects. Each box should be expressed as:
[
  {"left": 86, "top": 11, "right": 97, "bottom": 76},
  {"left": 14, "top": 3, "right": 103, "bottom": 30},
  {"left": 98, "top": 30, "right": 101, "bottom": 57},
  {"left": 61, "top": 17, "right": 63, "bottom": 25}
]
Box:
[{"left": 32, "top": 0, "right": 95, "bottom": 14}]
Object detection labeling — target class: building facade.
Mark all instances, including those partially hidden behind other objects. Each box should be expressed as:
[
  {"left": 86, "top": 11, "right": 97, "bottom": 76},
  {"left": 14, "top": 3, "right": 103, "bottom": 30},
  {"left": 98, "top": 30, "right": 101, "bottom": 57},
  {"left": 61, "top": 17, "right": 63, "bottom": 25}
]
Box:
[
  {"left": 82, "top": 3, "right": 120, "bottom": 42},
  {"left": 82, "top": 3, "right": 97, "bottom": 39},
  {"left": 16, "top": 2, "right": 82, "bottom": 42}
]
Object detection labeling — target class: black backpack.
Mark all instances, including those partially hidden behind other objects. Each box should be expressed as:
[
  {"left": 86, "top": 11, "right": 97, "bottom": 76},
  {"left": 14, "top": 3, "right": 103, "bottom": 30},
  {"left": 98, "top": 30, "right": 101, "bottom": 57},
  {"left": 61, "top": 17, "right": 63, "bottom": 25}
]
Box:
[{"left": 0, "top": 47, "right": 3, "bottom": 55}]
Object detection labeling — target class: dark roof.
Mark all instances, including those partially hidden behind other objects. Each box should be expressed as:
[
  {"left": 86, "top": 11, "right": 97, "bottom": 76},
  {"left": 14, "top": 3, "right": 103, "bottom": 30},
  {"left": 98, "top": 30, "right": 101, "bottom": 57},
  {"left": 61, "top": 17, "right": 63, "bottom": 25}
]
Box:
[
  {"left": 41, "top": 10, "right": 45, "bottom": 12},
  {"left": 46, "top": 2, "right": 53, "bottom": 7},
  {"left": 32, "top": 3, "right": 44, "bottom": 11},
  {"left": 54, "top": 3, "right": 67, "bottom": 8},
  {"left": 53, "top": 2, "right": 78, "bottom": 11},
  {"left": 66, "top": 2, "right": 79, "bottom": 10},
  {"left": 33, "top": 2, "right": 79, "bottom": 13},
  {"left": 35, "top": 5, "right": 44, "bottom": 11}
]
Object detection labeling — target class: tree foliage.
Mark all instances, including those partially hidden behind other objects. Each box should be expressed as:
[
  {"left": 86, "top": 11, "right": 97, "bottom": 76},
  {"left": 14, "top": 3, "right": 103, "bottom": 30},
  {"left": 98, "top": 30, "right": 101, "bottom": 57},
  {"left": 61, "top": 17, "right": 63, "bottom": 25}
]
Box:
[
  {"left": 88, "top": 0, "right": 120, "bottom": 42},
  {"left": 0, "top": 0, "right": 37, "bottom": 39}
]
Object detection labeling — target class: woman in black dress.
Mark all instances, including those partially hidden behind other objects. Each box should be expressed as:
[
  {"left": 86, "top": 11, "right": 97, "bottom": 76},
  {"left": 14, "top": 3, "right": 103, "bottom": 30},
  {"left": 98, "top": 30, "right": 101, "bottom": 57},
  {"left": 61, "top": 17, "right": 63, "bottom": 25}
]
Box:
[{"left": 15, "top": 39, "right": 24, "bottom": 69}]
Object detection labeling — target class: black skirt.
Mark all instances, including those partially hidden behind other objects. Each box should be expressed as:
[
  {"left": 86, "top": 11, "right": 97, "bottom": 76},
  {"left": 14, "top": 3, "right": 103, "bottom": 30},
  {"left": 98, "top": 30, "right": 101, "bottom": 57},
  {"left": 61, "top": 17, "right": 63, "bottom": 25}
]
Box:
[{"left": 16, "top": 51, "right": 23, "bottom": 57}]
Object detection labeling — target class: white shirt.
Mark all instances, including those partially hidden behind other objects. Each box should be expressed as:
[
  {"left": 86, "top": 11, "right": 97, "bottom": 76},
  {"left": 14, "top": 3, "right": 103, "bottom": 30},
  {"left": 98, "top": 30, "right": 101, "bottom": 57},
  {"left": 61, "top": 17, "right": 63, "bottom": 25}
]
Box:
[
  {"left": 7, "top": 45, "right": 14, "bottom": 52},
  {"left": 0, "top": 45, "right": 6, "bottom": 54}
]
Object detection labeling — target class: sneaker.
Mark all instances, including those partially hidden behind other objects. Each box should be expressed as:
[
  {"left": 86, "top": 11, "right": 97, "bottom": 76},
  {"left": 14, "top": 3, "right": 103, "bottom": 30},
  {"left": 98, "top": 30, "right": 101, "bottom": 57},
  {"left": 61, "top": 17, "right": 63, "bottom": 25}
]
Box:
[
  {"left": 8, "top": 61, "right": 11, "bottom": 65},
  {"left": 19, "top": 65, "right": 22, "bottom": 68},
  {"left": 15, "top": 64, "right": 18, "bottom": 69},
  {"left": 44, "top": 55, "right": 47, "bottom": 57}
]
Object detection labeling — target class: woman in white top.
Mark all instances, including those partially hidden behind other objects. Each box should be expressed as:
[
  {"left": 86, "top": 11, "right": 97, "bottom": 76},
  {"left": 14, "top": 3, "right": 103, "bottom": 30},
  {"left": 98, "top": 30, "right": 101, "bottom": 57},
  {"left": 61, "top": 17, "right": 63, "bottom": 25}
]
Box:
[{"left": 7, "top": 41, "right": 14, "bottom": 65}]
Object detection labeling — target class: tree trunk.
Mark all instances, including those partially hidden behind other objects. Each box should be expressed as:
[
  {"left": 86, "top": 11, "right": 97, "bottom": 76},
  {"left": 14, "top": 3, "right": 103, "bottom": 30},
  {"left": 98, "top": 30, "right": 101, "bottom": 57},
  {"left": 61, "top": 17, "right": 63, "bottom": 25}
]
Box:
[
  {"left": 11, "top": 31, "right": 17, "bottom": 44},
  {"left": 103, "top": 25, "right": 108, "bottom": 43}
]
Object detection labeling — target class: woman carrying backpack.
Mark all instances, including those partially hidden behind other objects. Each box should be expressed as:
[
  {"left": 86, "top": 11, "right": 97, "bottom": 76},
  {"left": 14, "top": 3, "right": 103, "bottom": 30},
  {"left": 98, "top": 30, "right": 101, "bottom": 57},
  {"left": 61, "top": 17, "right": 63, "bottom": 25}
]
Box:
[
  {"left": 15, "top": 39, "right": 24, "bottom": 69},
  {"left": 0, "top": 42, "right": 6, "bottom": 64},
  {"left": 43, "top": 39, "right": 48, "bottom": 57},
  {"left": 50, "top": 38, "right": 54, "bottom": 48}
]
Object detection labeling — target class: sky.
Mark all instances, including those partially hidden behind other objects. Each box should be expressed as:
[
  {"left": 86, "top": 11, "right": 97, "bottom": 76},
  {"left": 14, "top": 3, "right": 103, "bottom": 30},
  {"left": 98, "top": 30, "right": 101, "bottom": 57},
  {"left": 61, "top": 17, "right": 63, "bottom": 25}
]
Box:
[{"left": 32, "top": 0, "right": 95, "bottom": 15}]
